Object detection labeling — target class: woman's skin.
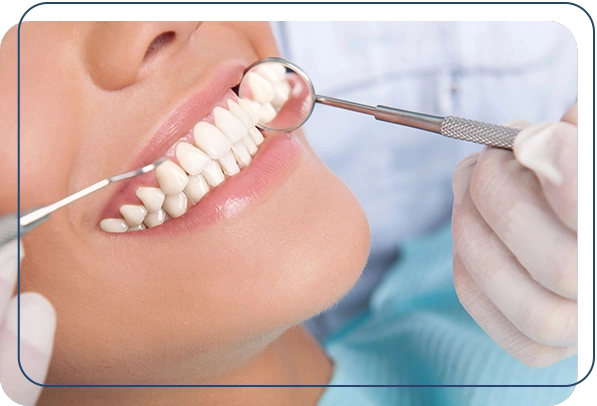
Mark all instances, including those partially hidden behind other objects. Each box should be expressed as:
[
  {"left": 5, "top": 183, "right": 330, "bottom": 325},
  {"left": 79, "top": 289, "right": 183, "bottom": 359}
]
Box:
[{"left": 0, "top": 22, "right": 370, "bottom": 405}]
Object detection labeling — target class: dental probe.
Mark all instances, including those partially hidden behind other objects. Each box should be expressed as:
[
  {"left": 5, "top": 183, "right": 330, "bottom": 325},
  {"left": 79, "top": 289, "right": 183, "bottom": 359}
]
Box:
[
  {"left": 316, "top": 95, "right": 520, "bottom": 150},
  {"left": 0, "top": 157, "right": 166, "bottom": 248}
]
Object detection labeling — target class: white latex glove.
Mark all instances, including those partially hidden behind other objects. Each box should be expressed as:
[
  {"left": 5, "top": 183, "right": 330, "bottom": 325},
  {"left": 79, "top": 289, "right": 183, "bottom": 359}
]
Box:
[
  {"left": 0, "top": 239, "right": 56, "bottom": 405},
  {"left": 451, "top": 103, "right": 578, "bottom": 368}
]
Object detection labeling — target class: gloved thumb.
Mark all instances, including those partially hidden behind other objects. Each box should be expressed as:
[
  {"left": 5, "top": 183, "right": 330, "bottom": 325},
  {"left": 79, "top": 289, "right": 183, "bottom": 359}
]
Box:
[{"left": 513, "top": 121, "right": 578, "bottom": 232}]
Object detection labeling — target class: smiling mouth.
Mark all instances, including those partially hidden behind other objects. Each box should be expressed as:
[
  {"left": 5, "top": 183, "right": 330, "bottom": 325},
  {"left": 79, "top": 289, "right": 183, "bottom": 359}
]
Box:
[{"left": 99, "top": 62, "right": 291, "bottom": 233}]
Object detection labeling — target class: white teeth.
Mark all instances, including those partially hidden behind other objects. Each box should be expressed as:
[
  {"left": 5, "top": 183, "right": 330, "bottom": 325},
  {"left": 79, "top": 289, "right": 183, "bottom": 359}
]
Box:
[
  {"left": 238, "top": 98, "right": 262, "bottom": 125},
  {"left": 271, "top": 81, "right": 291, "bottom": 109},
  {"left": 214, "top": 106, "right": 248, "bottom": 143},
  {"left": 256, "top": 62, "right": 287, "bottom": 83},
  {"left": 193, "top": 121, "right": 233, "bottom": 159},
  {"left": 163, "top": 193, "right": 188, "bottom": 218},
  {"left": 136, "top": 187, "right": 165, "bottom": 212},
  {"left": 184, "top": 174, "right": 210, "bottom": 203},
  {"left": 128, "top": 224, "right": 146, "bottom": 232},
  {"left": 232, "top": 141, "right": 252, "bottom": 167},
  {"left": 100, "top": 218, "right": 129, "bottom": 233},
  {"left": 227, "top": 99, "right": 254, "bottom": 128},
  {"left": 175, "top": 142, "right": 211, "bottom": 175},
  {"left": 249, "top": 127, "right": 264, "bottom": 146},
  {"left": 156, "top": 161, "right": 189, "bottom": 195},
  {"left": 202, "top": 160, "right": 226, "bottom": 187},
  {"left": 144, "top": 209, "right": 166, "bottom": 228},
  {"left": 242, "top": 135, "right": 258, "bottom": 155},
  {"left": 119, "top": 204, "right": 148, "bottom": 226},
  {"left": 259, "top": 103, "right": 277, "bottom": 124},
  {"left": 246, "top": 72, "right": 275, "bottom": 104},
  {"left": 218, "top": 150, "right": 240, "bottom": 176}
]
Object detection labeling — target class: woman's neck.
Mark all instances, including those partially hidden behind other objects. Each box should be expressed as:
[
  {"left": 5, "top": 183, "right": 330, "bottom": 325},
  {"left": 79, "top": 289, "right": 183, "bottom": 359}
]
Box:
[{"left": 38, "top": 325, "right": 332, "bottom": 406}]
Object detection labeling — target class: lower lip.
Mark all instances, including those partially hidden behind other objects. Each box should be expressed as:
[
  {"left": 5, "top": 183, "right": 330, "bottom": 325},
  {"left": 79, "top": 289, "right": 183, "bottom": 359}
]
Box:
[{"left": 119, "top": 132, "right": 302, "bottom": 236}]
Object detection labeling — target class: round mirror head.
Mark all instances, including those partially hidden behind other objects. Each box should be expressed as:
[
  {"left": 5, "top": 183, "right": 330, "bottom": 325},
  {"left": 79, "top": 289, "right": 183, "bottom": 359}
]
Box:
[{"left": 238, "top": 57, "right": 316, "bottom": 132}]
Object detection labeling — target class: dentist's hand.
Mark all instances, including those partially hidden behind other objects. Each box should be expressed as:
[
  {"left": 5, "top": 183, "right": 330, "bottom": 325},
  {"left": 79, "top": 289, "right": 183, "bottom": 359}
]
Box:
[
  {"left": 451, "top": 103, "right": 578, "bottom": 368},
  {"left": 0, "top": 240, "right": 56, "bottom": 405}
]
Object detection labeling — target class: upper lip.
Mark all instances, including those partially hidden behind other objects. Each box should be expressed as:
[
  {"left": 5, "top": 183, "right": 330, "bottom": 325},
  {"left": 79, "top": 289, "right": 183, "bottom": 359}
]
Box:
[
  {"left": 96, "top": 57, "right": 249, "bottom": 221},
  {"left": 127, "top": 58, "right": 248, "bottom": 173}
]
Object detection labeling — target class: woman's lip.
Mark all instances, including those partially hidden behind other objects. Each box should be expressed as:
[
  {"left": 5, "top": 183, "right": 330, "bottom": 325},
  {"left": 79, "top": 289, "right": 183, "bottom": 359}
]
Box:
[
  {"left": 101, "top": 132, "right": 302, "bottom": 235},
  {"left": 127, "top": 59, "right": 247, "bottom": 173}
]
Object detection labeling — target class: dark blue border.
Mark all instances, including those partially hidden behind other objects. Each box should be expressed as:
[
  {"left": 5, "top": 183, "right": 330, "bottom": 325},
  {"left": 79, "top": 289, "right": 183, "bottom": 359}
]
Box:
[{"left": 18, "top": 2, "right": 595, "bottom": 399}]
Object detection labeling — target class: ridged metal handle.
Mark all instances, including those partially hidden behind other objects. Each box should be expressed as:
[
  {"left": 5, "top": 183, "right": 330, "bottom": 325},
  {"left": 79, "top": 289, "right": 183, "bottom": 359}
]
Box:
[
  {"left": 0, "top": 213, "right": 18, "bottom": 247},
  {"left": 441, "top": 116, "right": 520, "bottom": 150}
]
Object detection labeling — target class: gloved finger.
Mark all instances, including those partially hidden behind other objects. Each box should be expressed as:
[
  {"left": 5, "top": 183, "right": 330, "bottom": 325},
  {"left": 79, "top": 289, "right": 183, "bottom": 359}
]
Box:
[
  {"left": 0, "top": 292, "right": 56, "bottom": 406},
  {"left": 453, "top": 174, "right": 577, "bottom": 347},
  {"left": 470, "top": 147, "right": 577, "bottom": 299},
  {"left": 513, "top": 121, "right": 578, "bottom": 232},
  {"left": 560, "top": 102, "right": 578, "bottom": 126},
  {"left": 452, "top": 252, "right": 577, "bottom": 368},
  {"left": 0, "top": 240, "right": 23, "bottom": 318}
]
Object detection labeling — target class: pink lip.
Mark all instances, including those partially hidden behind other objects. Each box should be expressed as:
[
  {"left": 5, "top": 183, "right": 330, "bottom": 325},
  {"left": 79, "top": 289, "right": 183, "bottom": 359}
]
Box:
[{"left": 97, "top": 58, "right": 304, "bottom": 234}]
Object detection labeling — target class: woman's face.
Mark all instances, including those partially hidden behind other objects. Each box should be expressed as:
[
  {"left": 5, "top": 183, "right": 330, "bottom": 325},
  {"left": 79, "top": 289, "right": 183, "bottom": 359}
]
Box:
[{"left": 0, "top": 22, "right": 370, "bottom": 384}]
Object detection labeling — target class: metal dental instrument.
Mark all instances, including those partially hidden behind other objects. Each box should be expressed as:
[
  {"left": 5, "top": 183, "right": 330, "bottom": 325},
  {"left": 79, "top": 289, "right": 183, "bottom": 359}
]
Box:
[
  {"left": 0, "top": 157, "right": 166, "bottom": 248},
  {"left": 239, "top": 57, "right": 520, "bottom": 150}
]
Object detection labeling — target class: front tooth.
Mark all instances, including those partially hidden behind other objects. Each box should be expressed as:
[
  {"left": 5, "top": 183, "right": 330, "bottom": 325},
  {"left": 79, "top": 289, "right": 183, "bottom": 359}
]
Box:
[
  {"left": 100, "top": 218, "right": 129, "bottom": 233},
  {"left": 163, "top": 193, "right": 188, "bottom": 218},
  {"left": 271, "top": 80, "right": 291, "bottom": 109},
  {"left": 256, "top": 62, "right": 286, "bottom": 82},
  {"left": 246, "top": 72, "right": 275, "bottom": 104},
  {"left": 119, "top": 204, "right": 148, "bottom": 226},
  {"left": 259, "top": 103, "right": 277, "bottom": 124},
  {"left": 242, "top": 135, "right": 258, "bottom": 155},
  {"left": 249, "top": 127, "right": 264, "bottom": 146},
  {"left": 218, "top": 150, "right": 240, "bottom": 176},
  {"left": 214, "top": 106, "right": 248, "bottom": 143},
  {"left": 136, "top": 187, "right": 165, "bottom": 212},
  {"left": 128, "top": 224, "right": 146, "bottom": 232},
  {"left": 202, "top": 160, "right": 226, "bottom": 187},
  {"left": 227, "top": 99, "right": 254, "bottom": 128},
  {"left": 184, "top": 174, "right": 210, "bottom": 203},
  {"left": 144, "top": 209, "right": 166, "bottom": 228},
  {"left": 193, "top": 121, "right": 233, "bottom": 159},
  {"left": 156, "top": 161, "right": 189, "bottom": 195},
  {"left": 238, "top": 98, "right": 262, "bottom": 125},
  {"left": 232, "top": 141, "right": 252, "bottom": 167},
  {"left": 176, "top": 142, "right": 211, "bottom": 175}
]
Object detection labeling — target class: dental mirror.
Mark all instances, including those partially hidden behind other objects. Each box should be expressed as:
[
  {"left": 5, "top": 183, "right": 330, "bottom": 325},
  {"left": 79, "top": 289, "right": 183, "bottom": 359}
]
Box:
[{"left": 239, "top": 57, "right": 521, "bottom": 150}]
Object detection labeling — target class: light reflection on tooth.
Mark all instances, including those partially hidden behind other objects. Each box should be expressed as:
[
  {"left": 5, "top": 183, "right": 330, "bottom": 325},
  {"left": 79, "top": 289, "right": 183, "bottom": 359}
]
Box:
[
  {"left": 100, "top": 218, "right": 129, "bottom": 233},
  {"left": 242, "top": 135, "right": 258, "bottom": 155},
  {"left": 163, "top": 193, "right": 188, "bottom": 218},
  {"left": 184, "top": 174, "right": 210, "bottom": 203},
  {"left": 128, "top": 224, "right": 146, "bottom": 232},
  {"left": 202, "top": 160, "right": 225, "bottom": 187},
  {"left": 193, "top": 121, "right": 233, "bottom": 159},
  {"left": 156, "top": 161, "right": 188, "bottom": 195},
  {"left": 144, "top": 209, "right": 166, "bottom": 228},
  {"left": 218, "top": 150, "right": 240, "bottom": 176},
  {"left": 246, "top": 72, "right": 275, "bottom": 104},
  {"left": 259, "top": 103, "right": 277, "bottom": 124},
  {"left": 232, "top": 141, "right": 252, "bottom": 167},
  {"left": 227, "top": 99, "right": 254, "bottom": 128},
  {"left": 271, "top": 81, "right": 291, "bottom": 109},
  {"left": 119, "top": 204, "right": 148, "bottom": 226},
  {"left": 176, "top": 142, "right": 211, "bottom": 175},
  {"left": 238, "top": 98, "right": 262, "bottom": 125},
  {"left": 136, "top": 187, "right": 165, "bottom": 213},
  {"left": 256, "top": 62, "right": 286, "bottom": 83},
  {"left": 214, "top": 106, "right": 248, "bottom": 143}
]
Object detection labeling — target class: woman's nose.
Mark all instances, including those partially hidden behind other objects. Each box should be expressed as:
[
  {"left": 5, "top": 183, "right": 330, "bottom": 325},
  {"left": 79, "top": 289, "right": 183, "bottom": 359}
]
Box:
[{"left": 84, "top": 22, "right": 199, "bottom": 90}]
